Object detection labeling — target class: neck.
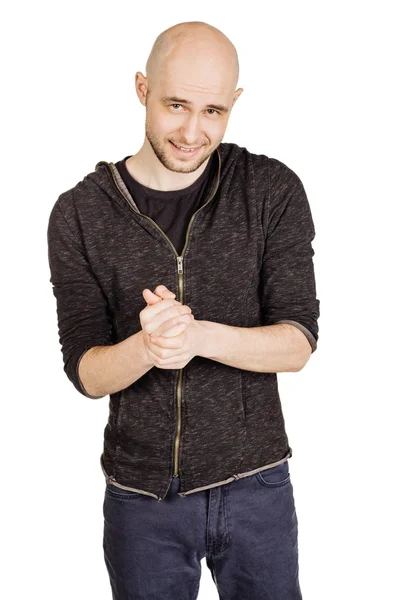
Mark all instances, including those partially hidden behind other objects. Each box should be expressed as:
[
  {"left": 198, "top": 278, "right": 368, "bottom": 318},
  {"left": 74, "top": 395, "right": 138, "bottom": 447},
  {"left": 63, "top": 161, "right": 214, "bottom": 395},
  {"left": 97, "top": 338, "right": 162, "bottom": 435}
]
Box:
[{"left": 125, "top": 137, "right": 210, "bottom": 192}]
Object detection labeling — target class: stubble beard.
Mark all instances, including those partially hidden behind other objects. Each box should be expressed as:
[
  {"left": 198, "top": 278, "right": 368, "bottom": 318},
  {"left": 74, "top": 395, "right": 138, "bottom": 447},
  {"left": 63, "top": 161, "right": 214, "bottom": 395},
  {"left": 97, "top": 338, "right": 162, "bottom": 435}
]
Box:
[{"left": 144, "top": 116, "right": 216, "bottom": 174}]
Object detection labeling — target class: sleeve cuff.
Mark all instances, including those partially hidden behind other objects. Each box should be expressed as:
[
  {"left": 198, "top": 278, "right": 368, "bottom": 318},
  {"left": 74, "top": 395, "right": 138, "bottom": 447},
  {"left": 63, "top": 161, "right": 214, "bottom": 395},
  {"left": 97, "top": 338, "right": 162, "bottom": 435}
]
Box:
[
  {"left": 66, "top": 347, "right": 106, "bottom": 399},
  {"left": 274, "top": 320, "right": 318, "bottom": 353}
]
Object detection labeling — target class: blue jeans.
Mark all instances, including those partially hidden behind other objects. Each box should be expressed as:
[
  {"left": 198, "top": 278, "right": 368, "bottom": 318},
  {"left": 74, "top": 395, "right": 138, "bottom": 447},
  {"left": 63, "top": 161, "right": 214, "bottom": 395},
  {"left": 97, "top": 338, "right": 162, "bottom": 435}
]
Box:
[{"left": 103, "top": 459, "right": 302, "bottom": 599}]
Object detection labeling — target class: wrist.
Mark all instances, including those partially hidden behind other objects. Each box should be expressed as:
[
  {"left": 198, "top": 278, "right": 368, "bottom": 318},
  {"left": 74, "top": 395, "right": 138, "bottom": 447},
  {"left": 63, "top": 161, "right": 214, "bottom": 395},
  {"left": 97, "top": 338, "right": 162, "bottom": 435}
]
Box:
[
  {"left": 139, "top": 329, "right": 155, "bottom": 369},
  {"left": 195, "top": 320, "right": 215, "bottom": 359}
]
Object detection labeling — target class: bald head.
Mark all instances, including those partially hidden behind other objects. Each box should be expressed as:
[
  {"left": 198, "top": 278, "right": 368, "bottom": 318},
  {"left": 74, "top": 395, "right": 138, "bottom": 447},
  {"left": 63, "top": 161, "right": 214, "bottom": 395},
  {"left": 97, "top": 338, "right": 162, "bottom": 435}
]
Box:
[
  {"left": 145, "top": 21, "right": 239, "bottom": 95},
  {"left": 133, "top": 21, "right": 243, "bottom": 178}
]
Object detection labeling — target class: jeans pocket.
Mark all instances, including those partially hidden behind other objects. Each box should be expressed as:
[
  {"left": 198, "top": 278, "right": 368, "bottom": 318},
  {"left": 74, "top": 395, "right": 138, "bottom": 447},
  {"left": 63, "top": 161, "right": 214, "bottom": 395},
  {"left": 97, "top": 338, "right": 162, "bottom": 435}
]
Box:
[
  {"left": 255, "top": 460, "right": 291, "bottom": 488},
  {"left": 105, "top": 482, "right": 143, "bottom": 500}
]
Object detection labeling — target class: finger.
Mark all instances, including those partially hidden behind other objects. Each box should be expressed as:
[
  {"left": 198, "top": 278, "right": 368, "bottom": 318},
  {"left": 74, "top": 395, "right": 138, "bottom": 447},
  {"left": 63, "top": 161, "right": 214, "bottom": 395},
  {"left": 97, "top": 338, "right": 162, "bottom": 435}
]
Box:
[
  {"left": 149, "top": 348, "right": 189, "bottom": 367},
  {"left": 152, "top": 318, "right": 189, "bottom": 338},
  {"left": 151, "top": 311, "right": 192, "bottom": 337},
  {"left": 146, "top": 304, "right": 192, "bottom": 335},
  {"left": 149, "top": 330, "right": 186, "bottom": 349},
  {"left": 142, "top": 293, "right": 183, "bottom": 324},
  {"left": 144, "top": 296, "right": 183, "bottom": 318},
  {"left": 158, "top": 322, "right": 188, "bottom": 338},
  {"left": 153, "top": 285, "right": 176, "bottom": 299},
  {"left": 143, "top": 288, "right": 164, "bottom": 305}
]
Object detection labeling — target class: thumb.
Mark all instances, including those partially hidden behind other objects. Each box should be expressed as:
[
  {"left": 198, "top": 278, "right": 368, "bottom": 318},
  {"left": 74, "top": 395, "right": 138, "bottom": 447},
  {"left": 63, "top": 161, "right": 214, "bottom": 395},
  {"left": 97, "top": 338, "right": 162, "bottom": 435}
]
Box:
[{"left": 143, "top": 288, "right": 163, "bottom": 305}]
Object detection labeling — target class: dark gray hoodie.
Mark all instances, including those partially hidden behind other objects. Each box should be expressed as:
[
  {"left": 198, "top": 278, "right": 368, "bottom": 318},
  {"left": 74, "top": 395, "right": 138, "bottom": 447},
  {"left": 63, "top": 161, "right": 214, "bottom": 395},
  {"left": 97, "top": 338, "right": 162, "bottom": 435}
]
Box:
[{"left": 47, "top": 141, "right": 320, "bottom": 502}]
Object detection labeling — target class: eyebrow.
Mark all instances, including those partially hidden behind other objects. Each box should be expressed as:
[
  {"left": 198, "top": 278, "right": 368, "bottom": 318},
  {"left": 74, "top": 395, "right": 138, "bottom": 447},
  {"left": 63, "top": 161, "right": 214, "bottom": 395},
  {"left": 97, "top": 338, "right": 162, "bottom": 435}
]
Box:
[{"left": 161, "top": 96, "right": 230, "bottom": 113}]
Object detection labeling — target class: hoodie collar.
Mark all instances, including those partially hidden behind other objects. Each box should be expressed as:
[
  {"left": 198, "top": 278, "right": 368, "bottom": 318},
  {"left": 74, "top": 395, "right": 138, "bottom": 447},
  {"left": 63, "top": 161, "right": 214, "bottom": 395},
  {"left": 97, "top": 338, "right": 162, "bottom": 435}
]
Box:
[{"left": 87, "top": 142, "right": 242, "bottom": 214}]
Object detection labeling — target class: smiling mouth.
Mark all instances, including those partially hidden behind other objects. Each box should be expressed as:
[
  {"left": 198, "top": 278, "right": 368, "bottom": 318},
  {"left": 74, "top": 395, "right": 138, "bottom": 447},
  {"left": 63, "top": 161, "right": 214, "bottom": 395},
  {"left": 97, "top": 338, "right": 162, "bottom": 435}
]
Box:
[{"left": 170, "top": 141, "right": 203, "bottom": 153}]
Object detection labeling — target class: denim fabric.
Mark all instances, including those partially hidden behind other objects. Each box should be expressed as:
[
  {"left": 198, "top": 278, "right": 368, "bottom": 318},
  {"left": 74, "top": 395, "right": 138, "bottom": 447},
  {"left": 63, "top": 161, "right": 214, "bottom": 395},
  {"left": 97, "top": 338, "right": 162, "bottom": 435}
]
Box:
[{"left": 103, "top": 459, "right": 302, "bottom": 599}]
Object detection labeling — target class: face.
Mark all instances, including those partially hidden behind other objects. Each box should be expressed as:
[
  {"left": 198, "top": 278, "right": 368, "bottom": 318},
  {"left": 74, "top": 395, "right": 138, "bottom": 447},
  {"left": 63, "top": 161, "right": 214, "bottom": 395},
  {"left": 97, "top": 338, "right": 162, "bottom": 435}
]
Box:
[{"left": 137, "top": 50, "right": 242, "bottom": 174}]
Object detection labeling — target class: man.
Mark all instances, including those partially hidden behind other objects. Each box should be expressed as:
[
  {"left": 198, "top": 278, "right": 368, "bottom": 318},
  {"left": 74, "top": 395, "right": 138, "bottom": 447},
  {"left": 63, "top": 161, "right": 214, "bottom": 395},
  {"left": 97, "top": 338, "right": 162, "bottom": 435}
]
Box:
[{"left": 47, "top": 20, "right": 319, "bottom": 600}]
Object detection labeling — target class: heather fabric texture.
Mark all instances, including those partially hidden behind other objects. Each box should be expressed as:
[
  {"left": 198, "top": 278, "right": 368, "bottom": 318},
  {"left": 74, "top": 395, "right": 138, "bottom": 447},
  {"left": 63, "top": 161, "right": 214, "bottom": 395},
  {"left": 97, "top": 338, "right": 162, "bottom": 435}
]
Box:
[{"left": 47, "top": 142, "right": 320, "bottom": 501}]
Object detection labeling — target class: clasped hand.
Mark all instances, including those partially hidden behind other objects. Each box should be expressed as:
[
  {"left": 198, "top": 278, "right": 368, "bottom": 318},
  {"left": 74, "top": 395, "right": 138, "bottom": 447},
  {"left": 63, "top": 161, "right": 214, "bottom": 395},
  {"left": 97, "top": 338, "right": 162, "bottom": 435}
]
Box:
[{"left": 140, "top": 284, "right": 201, "bottom": 370}]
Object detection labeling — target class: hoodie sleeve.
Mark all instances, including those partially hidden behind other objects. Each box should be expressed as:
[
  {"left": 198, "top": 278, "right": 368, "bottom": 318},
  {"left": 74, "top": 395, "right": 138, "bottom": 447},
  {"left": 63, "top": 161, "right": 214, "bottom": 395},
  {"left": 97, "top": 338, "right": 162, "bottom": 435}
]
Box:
[
  {"left": 47, "top": 200, "right": 114, "bottom": 398},
  {"left": 260, "top": 158, "right": 320, "bottom": 353}
]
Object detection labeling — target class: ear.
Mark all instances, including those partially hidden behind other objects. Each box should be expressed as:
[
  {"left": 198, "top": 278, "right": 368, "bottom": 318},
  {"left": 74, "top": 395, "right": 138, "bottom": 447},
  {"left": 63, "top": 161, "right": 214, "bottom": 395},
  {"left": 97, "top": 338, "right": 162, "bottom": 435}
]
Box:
[
  {"left": 135, "top": 72, "right": 149, "bottom": 107},
  {"left": 232, "top": 88, "right": 244, "bottom": 106}
]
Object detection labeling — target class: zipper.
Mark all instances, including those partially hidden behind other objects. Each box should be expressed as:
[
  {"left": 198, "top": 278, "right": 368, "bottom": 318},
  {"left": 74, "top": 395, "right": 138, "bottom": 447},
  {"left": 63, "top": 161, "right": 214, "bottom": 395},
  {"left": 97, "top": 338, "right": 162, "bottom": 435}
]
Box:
[{"left": 103, "top": 149, "right": 222, "bottom": 479}]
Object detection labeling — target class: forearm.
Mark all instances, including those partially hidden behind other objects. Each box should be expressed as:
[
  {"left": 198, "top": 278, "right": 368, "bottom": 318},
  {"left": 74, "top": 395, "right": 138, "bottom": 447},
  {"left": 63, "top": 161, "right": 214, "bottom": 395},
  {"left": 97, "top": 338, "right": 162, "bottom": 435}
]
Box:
[
  {"left": 199, "top": 321, "right": 312, "bottom": 373},
  {"left": 78, "top": 330, "right": 153, "bottom": 398}
]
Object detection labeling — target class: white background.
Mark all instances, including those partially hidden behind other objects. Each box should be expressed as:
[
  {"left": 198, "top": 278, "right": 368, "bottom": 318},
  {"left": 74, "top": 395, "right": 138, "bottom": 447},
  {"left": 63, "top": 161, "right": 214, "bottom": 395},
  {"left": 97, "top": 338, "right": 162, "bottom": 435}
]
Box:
[{"left": 2, "top": 1, "right": 399, "bottom": 598}]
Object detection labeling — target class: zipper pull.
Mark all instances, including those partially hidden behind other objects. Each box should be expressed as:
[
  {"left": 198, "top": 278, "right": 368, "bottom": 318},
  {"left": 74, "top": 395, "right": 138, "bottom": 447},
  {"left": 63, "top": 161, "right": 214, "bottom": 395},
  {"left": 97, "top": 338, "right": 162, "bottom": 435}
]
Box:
[{"left": 177, "top": 256, "right": 183, "bottom": 274}]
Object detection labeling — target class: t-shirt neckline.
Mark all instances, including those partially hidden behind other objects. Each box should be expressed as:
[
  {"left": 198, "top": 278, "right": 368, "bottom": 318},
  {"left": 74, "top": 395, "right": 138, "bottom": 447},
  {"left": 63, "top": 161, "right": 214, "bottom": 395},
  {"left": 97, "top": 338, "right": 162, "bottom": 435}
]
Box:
[{"left": 118, "top": 151, "right": 215, "bottom": 199}]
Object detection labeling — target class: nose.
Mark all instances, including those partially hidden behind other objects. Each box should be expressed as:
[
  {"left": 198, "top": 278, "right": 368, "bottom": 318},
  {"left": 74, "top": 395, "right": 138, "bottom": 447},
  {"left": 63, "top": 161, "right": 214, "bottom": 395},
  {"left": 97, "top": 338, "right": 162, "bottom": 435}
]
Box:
[{"left": 179, "top": 114, "right": 202, "bottom": 146}]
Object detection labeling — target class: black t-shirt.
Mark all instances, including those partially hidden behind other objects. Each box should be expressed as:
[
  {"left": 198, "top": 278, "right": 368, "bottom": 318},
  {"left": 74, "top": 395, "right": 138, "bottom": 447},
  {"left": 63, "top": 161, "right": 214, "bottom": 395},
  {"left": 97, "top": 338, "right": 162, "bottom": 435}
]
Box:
[{"left": 114, "top": 151, "right": 217, "bottom": 255}]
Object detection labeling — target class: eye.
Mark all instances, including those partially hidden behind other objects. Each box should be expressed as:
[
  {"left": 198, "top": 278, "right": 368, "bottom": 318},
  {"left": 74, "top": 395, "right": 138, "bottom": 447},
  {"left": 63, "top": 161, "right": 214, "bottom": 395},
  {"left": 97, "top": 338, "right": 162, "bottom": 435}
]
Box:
[{"left": 169, "top": 104, "right": 220, "bottom": 115}]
